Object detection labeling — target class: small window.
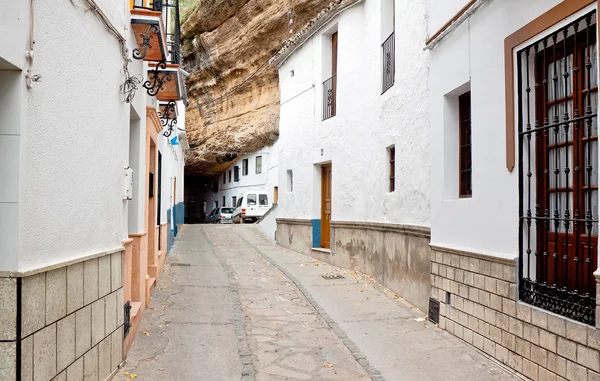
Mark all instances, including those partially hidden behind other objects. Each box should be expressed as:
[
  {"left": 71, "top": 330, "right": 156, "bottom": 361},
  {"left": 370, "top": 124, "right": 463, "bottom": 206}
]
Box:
[
  {"left": 232, "top": 196, "right": 237, "bottom": 207},
  {"left": 229, "top": 170, "right": 232, "bottom": 183},
  {"left": 247, "top": 194, "right": 257, "bottom": 205},
  {"left": 388, "top": 146, "right": 395, "bottom": 192},
  {"left": 234, "top": 166, "right": 240, "bottom": 182},
  {"left": 459, "top": 91, "right": 472, "bottom": 197},
  {"left": 323, "top": 32, "right": 338, "bottom": 120},
  {"left": 242, "top": 159, "right": 249, "bottom": 176},
  {"left": 223, "top": 173, "right": 226, "bottom": 185},
  {"left": 222, "top": 196, "right": 226, "bottom": 207},
  {"left": 255, "top": 156, "right": 263, "bottom": 174},
  {"left": 287, "top": 170, "right": 293, "bottom": 192},
  {"left": 259, "top": 194, "right": 268, "bottom": 205}
]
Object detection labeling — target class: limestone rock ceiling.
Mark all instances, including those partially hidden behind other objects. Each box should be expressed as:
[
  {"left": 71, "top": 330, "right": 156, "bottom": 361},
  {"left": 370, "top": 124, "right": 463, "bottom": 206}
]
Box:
[{"left": 181, "top": 0, "right": 334, "bottom": 177}]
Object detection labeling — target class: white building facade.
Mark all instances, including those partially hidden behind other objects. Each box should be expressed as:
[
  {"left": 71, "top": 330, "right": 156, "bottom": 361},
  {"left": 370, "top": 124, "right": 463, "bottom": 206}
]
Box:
[
  {"left": 203, "top": 144, "right": 279, "bottom": 212},
  {"left": 270, "top": 0, "right": 431, "bottom": 312},
  {"left": 428, "top": 0, "right": 600, "bottom": 379},
  {"left": 0, "top": 0, "right": 187, "bottom": 379}
]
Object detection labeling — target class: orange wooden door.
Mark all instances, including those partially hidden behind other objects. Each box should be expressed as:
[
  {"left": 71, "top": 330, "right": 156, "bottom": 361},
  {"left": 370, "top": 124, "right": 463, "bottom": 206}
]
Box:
[{"left": 321, "top": 164, "right": 332, "bottom": 248}]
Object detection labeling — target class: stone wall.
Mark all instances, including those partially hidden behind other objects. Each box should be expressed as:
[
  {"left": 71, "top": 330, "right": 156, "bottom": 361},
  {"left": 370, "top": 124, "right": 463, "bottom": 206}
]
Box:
[
  {"left": 332, "top": 222, "right": 431, "bottom": 313},
  {"left": 0, "top": 250, "right": 124, "bottom": 381},
  {"left": 430, "top": 245, "right": 600, "bottom": 380},
  {"left": 276, "top": 219, "right": 432, "bottom": 313},
  {"left": 276, "top": 219, "right": 313, "bottom": 256}
]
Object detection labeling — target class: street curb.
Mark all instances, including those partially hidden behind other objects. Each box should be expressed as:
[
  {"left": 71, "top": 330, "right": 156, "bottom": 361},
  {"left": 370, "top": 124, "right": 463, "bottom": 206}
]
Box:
[{"left": 241, "top": 229, "right": 386, "bottom": 381}]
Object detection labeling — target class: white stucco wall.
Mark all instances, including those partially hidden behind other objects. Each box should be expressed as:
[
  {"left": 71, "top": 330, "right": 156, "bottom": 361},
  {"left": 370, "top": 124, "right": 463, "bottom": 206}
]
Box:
[
  {"left": 427, "top": 0, "right": 597, "bottom": 260},
  {"left": 203, "top": 144, "right": 278, "bottom": 212},
  {"left": 0, "top": 0, "right": 30, "bottom": 70},
  {"left": 277, "top": 0, "right": 430, "bottom": 227},
  {"left": 0, "top": 0, "right": 186, "bottom": 272},
  {"left": 16, "top": 0, "right": 129, "bottom": 272},
  {"left": 426, "top": 0, "right": 471, "bottom": 37}
]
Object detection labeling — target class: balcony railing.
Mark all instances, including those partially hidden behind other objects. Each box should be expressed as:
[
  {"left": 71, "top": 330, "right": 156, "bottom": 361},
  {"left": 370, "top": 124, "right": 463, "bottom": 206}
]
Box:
[
  {"left": 164, "top": 0, "right": 182, "bottom": 64},
  {"left": 382, "top": 32, "right": 395, "bottom": 94},
  {"left": 132, "top": 0, "right": 162, "bottom": 12},
  {"left": 323, "top": 75, "right": 337, "bottom": 121}
]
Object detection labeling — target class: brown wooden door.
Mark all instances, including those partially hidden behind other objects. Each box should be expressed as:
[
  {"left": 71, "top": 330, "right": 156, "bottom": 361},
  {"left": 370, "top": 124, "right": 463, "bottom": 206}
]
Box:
[{"left": 321, "top": 164, "right": 332, "bottom": 248}]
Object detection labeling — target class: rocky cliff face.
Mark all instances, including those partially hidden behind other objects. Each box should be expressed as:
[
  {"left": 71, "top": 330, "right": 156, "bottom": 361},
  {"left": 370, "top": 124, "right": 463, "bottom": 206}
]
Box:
[{"left": 181, "top": 0, "right": 333, "bottom": 176}]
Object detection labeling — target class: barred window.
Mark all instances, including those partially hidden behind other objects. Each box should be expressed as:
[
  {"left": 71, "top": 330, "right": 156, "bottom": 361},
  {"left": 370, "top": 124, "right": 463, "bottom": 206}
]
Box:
[
  {"left": 242, "top": 159, "right": 249, "bottom": 176},
  {"left": 388, "top": 146, "right": 395, "bottom": 192},
  {"left": 256, "top": 156, "right": 263, "bottom": 174},
  {"left": 518, "top": 10, "right": 598, "bottom": 325},
  {"left": 459, "top": 92, "right": 472, "bottom": 197}
]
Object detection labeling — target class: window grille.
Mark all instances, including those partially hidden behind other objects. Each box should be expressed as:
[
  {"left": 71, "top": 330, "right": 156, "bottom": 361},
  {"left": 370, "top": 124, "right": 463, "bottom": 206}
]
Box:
[
  {"left": 256, "top": 156, "right": 263, "bottom": 174},
  {"left": 382, "top": 32, "right": 395, "bottom": 94},
  {"left": 389, "top": 146, "right": 395, "bottom": 192},
  {"left": 459, "top": 92, "right": 472, "bottom": 197},
  {"left": 518, "top": 10, "right": 598, "bottom": 325},
  {"left": 323, "top": 75, "right": 337, "bottom": 120}
]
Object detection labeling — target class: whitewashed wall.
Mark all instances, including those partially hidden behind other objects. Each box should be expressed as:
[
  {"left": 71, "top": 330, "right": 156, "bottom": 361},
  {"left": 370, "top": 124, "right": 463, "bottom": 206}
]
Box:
[
  {"left": 204, "top": 144, "right": 278, "bottom": 212},
  {"left": 277, "top": 0, "right": 430, "bottom": 226},
  {"left": 0, "top": 0, "right": 186, "bottom": 272},
  {"left": 427, "top": 0, "right": 584, "bottom": 259}
]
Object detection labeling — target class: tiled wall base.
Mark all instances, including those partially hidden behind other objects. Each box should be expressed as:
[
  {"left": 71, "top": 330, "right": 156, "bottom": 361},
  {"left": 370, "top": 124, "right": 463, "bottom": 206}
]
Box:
[
  {"left": 0, "top": 251, "right": 124, "bottom": 381},
  {"left": 430, "top": 245, "right": 600, "bottom": 381},
  {"left": 276, "top": 219, "right": 432, "bottom": 313}
]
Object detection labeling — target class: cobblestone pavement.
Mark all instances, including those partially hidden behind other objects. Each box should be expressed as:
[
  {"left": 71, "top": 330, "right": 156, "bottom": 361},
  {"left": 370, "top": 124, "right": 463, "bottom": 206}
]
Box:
[{"left": 122, "top": 225, "right": 520, "bottom": 381}]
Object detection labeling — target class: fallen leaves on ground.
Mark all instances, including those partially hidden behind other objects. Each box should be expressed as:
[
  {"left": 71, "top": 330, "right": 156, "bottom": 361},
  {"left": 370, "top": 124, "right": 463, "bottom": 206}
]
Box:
[
  {"left": 141, "top": 331, "right": 149, "bottom": 336},
  {"left": 323, "top": 363, "right": 334, "bottom": 368},
  {"left": 414, "top": 316, "right": 428, "bottom": 322},
  {"left": 393, "top": 294, "right": 400, "bottom": 299},
  {"left": 158, "top": 368, "right": 164, "bottom": 371}
]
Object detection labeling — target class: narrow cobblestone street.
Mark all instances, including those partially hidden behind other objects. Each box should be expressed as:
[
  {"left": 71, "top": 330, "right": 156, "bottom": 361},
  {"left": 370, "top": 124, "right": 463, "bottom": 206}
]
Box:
[{"left": 122, "top": 225, "right": 520, "bottom": 381}]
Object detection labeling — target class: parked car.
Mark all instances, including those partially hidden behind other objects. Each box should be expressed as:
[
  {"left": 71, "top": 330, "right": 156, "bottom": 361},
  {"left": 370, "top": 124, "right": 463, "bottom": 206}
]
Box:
[
  {"left": 205, "top": 207, "right": 235, "bottom": 224},
  {"left": 232, "top": 191, "right": 270, "bottom": 223}
]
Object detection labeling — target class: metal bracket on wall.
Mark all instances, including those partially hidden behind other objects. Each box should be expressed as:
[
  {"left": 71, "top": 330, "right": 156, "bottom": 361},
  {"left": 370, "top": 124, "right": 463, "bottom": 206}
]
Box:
[
  {"left": 132, "top": 24, "right": 161, "bottom": 60},
  {"left": 158, "top": 100, "right": 177, "bottom": 137},
  {"left": 144, "top": 60, "right": 172, "bottom": 97},
  {"left": 123, "top": 301, "right": 132, "bottom": 337}
]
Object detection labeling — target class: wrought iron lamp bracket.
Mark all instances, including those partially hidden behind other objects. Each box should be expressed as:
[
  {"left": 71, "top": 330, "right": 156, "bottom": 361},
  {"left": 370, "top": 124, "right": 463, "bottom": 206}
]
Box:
[
  {"left": 158, "top": 100, "right": 178, "bottom": 137},
  {"left": 144, "top": 60, "right": 172, "bottom": 97},
  {"left": 133, "top": 24, "right": 160, "bottom": 61}
]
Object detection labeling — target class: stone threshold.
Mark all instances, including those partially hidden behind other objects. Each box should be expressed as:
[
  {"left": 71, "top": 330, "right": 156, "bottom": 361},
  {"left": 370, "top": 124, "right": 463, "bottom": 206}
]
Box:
[{"left": 312, "top": 247, "right": 331, "bottom": 254}]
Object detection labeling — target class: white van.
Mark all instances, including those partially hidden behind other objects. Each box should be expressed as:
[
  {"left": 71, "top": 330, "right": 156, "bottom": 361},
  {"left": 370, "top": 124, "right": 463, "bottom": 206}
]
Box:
[{"left": 232, "top": 191, "right": 270, "bottom": 223}]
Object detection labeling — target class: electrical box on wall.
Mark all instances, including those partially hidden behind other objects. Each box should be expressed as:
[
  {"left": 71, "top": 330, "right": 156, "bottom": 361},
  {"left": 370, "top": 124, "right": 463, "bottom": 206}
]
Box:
[{"left": 124, "top": 167, "right": 133, "bottom": 200}]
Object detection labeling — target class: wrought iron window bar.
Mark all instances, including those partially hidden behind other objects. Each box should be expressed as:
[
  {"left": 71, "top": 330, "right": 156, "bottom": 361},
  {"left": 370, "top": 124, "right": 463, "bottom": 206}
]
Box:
[
  {"left": 382, "top": 32, "right": 395, "bottom": 94},
  {"left": 517, "top": 10, "right": 598, "bottom": 325},
  {"left": 323, "top": 74, "right": 337, "bottom": 121}
]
